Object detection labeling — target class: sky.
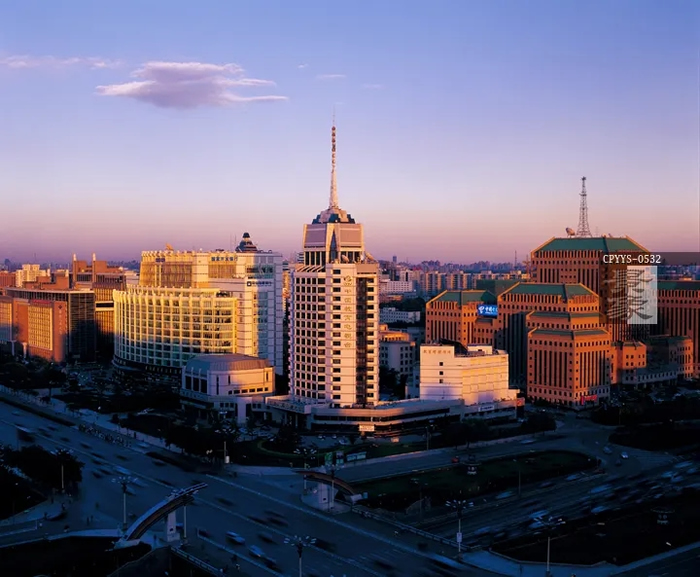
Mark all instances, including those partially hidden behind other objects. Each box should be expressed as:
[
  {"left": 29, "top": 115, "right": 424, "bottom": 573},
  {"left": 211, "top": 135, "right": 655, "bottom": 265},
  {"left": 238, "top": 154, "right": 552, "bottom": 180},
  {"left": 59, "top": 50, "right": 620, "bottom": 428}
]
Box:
[{"left": 1, "top": 0, "right": 699, "bottom": 264}]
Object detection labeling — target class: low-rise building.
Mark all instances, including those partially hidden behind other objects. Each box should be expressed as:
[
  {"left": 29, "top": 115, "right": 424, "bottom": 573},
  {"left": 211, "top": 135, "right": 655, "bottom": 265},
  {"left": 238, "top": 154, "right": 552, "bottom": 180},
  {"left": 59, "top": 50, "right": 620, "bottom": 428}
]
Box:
[
  {"left": 417, "top": 344, "right": 517, "bottom": 420},
  {"left": 380, "top": 307, "right": 421, "bottom": 324},
  {"left": 379, "top": 324, "right": 416, "bottom": 389},
  {"left": 180, "top": 353, "right": 275, "bottom": 424}
]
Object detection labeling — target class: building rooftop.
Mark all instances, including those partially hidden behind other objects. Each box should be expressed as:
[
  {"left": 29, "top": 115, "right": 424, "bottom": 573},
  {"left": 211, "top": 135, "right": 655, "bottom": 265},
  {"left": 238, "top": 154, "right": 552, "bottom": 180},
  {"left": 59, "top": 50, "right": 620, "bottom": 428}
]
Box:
[
  {"left": 657, "top": 280, "right": 700, "bottom": 291},
  {"left": 531, "top": 328, "right": 609, "bottom": 338},
  {"left": 533, "top": 236, "right": 648, "bottom": 253},
  {"left": 528, "top": 311, "right": 601, "bottom": 319},
  {"left": 185, "top": 353, "right": 271, "bottom": 373},
  {"left": 429, "top": 290, "right": 497, "bottom": 306},
  {"left": 503, "top": 283, "right": 595, "bottom": 298}
]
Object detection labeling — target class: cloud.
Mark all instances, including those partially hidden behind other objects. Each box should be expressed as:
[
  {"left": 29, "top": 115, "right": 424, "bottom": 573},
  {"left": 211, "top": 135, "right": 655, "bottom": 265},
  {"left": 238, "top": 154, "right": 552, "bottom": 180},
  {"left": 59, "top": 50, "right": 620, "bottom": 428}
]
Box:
[
  {"left": 0, "top": 54, "right": 122, "bottom": 70},
  {"left": 297, "top": 63, "right": 308, "bottom": 69},
  {"left": 95, "top": 61, "right": 287, "bottom": 109},
  {"left": 362, "top": 83, "right": 383, "bottom": 90},
  {"left": 316, "top": 74, "right": 346, "bottom": 80}
]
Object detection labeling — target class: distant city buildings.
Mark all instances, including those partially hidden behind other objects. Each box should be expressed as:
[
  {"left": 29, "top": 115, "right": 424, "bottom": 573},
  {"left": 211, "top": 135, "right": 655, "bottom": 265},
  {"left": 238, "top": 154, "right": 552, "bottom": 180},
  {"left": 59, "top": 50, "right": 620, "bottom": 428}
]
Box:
[{"left": 0, "top": 255, "right": 124, "bottom": 363}]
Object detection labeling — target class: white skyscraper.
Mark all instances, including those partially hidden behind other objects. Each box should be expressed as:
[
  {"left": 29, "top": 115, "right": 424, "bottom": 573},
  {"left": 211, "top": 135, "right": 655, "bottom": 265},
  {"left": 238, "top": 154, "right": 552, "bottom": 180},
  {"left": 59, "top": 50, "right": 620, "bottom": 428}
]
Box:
[{"left": 290, "top": 124, "right": 380, "bottom": 408}]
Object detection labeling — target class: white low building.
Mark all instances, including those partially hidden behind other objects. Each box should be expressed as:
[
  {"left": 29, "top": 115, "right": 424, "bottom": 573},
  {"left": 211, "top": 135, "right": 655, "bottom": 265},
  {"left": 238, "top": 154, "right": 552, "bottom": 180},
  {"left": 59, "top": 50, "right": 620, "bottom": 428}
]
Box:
[
  {"left": 418, "top": 343, "right": 518, "bottom": 414},
  {"left": 180, "top": 353, "right": 275, "bottom": 424},
  {"left": 380, "top": 307, "right": 421, "bottom": 324}
]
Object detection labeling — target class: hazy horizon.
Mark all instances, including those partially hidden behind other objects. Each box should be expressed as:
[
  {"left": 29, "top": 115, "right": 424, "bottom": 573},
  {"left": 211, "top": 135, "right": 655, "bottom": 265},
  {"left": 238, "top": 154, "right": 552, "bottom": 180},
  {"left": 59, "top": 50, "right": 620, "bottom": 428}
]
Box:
[{"left": 2, "top": 1, "right": 699, "bottom": 263}]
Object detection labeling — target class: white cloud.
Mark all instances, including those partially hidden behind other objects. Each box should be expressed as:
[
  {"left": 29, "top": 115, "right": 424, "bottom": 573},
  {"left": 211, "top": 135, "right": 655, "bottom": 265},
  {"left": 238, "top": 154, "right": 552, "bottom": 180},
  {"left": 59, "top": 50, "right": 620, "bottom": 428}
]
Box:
[
  {"left": 316, "top": 74, "right": 346, "bottom": 80},
  {"left": 297, "top": 63, "right": 308, "bottom": 69},
  {"left": 0, "top": 54, "right": 122, "bottom": 70},
  {"left": 362, "top": 83, "right": 383, "bottom": 90},
  {"left": 95, "top": 61, "right": 287, "bottom": 109}
]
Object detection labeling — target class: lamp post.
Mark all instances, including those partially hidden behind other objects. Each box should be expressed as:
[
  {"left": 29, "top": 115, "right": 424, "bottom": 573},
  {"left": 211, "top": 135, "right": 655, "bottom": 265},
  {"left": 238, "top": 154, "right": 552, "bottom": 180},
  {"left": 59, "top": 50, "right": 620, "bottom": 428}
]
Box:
[
  {"left": 446, "top": 499, "right": 469, "bottom": 560},
  {"left": 543, "top": 517, "right": 565, "bottom": 577},
  {"left": 112, "top": 475, "right": 134, "bottom": 530},
  {"left": 284, "top": 535, "right": 316, "bottom": 577}
]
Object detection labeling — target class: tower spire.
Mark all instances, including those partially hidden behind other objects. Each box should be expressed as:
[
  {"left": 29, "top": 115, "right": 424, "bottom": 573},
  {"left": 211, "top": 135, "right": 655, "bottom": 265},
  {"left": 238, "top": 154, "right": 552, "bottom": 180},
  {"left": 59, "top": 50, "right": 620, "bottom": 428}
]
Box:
[
  {"left": 329, "top": 112, "right": 339, "bottom": 209},
  {"left": 576, "top": 176, "right": 592, "bottom": 237}
]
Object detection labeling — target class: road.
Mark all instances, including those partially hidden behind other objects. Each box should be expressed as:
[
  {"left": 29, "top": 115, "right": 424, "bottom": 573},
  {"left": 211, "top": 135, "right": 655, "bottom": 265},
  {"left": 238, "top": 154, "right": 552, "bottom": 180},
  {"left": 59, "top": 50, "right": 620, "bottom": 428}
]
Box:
[
  {"left": 339, "top": 416, "right": 678, "bottom": 486},
  {"left": 615, "top": 546, "right": 700, "bottom": 576},
  {"left": 0, "top": 401, "right": 496, "bottom": 577}
]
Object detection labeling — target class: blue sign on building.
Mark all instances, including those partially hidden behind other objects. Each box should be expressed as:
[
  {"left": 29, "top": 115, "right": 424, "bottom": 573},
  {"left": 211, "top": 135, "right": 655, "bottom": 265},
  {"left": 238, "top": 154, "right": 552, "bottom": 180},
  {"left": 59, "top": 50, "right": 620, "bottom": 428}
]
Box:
[{"left": 477, "top": 304, "right": 498, "bottom": 318}]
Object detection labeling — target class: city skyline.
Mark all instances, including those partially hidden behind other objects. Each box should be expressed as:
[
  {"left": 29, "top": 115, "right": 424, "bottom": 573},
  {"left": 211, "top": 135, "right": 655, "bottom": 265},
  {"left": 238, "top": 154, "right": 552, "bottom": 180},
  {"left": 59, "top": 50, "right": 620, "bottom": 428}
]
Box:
[{"left": 1, "top": 1, "right": 698, "bottom": 263}]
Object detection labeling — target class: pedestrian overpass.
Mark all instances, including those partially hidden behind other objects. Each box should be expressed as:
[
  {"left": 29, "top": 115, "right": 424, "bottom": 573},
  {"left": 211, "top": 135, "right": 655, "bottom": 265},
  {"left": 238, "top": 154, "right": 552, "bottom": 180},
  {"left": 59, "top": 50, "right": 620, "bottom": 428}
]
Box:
[
  {"left": 296, "top": 471, "right": 359, "bottom": 495},
  {"left": 116, "top": 483, "right": 207, "bottom": 547}
]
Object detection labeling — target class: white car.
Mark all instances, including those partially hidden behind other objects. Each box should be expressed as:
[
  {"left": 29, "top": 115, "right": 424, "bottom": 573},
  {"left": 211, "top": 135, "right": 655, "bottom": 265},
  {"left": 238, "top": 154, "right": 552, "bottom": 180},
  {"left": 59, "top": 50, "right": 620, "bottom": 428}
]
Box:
[
  {"left": 226, "top": 531, "right": 245, "bottom": 545},
  {"left": 620, "top": 452, "right": 629, "bottom": 459}
]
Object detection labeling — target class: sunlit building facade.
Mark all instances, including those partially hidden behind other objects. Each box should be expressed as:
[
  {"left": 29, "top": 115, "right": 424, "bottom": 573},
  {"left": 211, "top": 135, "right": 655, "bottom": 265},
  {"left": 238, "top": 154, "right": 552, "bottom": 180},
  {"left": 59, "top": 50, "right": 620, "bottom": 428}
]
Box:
[
  {"left": 113, "top": 234, "right": 284, "bottom": 377},
  {"left": 114, "top": 287, "right": 237, "bottom": 376},
  {"left": 288, "top": 124, "right": 380, "bottom": 408}
]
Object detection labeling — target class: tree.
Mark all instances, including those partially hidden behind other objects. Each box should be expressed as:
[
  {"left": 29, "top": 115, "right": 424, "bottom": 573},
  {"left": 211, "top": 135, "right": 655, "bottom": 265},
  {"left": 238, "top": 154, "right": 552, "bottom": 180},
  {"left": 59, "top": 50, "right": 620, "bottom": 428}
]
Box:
[
  {"left": 271, "top": 424, "right": 300, "bottom": 453},
  {"left": 521, "top": 413, "right": 556, "bottom": 434},
  {"left": 1, "top": 444, "right": 83, "bottom": 489}
]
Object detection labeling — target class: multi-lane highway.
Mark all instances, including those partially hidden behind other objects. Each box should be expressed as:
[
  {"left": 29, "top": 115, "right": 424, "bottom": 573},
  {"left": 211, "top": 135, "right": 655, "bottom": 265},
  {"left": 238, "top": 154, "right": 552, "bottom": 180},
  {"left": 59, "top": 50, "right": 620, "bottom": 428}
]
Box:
[
  {"left": 0, "top": 401, "right": 495, "bottom": 577},
  {"left": 616, "top": 546, "right": 700, "bottom": 577}
]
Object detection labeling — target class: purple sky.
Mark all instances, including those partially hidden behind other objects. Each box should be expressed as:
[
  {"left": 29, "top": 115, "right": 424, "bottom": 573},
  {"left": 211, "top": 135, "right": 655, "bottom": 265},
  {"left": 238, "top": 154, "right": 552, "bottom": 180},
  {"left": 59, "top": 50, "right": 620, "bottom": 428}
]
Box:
[{"left": 1, "top": 0, "right": 698, "bottom": 264}]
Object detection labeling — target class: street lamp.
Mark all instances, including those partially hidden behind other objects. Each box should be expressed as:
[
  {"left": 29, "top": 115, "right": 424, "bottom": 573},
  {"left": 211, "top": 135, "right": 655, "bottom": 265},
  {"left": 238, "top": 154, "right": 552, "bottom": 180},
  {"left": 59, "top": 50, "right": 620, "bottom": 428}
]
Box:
[
  {"left": 446, "top": 499, "right": 469, "bottom": 560},
  {"left": 285, "top": 535, "right": 316, "bottom": 577},
  {"left": 543, "top": 517, "right": 566, "bottom": 577},
  {"left": 112, "top": 475, "right": 134, "bottom": 530}
]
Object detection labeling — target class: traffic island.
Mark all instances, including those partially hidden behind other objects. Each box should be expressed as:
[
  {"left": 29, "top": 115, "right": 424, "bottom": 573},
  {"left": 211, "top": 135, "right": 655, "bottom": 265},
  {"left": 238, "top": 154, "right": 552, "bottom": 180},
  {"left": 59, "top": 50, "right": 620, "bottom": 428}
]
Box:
[{"left": 354, "top": 451, "right": 594, "bottom": 513}]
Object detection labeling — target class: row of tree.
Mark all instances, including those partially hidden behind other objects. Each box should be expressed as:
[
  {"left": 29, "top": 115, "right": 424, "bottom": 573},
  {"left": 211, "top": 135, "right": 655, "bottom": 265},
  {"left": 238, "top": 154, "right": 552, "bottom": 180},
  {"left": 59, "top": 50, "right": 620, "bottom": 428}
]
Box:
[
  {"left": 439, "top": 413, "right": 556, "bottom": 448},
  {"left": 0, "top": 444, "right": 83, "bottom": 490}
]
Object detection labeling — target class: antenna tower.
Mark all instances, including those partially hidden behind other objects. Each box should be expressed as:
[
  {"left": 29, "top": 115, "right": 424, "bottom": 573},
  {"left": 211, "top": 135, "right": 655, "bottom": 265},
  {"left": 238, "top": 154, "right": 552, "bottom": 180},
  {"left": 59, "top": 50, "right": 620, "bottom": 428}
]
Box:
[
  {"left": 329, "top": 110, "right": 339, "bottom": 209},
  {"left": 576, "top": 176, "right": 592, "bottom": 237}
]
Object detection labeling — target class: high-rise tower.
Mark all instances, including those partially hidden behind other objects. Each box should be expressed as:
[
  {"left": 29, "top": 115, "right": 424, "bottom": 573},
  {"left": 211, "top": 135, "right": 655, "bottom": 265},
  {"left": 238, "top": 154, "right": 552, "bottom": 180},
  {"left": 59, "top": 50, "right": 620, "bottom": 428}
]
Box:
[
  {"left": 576, "top": 176, "right": 592, "bottom": 238},
  {"left": 289, "top": 123, "right": 379, "bottom": 407}
]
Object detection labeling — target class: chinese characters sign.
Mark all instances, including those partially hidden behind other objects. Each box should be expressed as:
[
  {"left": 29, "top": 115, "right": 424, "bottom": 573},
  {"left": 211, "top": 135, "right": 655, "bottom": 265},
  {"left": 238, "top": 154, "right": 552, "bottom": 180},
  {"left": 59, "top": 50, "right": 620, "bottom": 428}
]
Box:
[{"left": 604, "top": 265, "right": 657, "bottom": 325}]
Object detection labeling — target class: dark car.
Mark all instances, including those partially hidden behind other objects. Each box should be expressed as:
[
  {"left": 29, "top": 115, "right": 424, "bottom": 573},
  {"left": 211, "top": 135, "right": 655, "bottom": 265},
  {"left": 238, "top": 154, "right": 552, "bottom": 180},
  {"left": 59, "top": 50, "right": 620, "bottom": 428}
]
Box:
[
  {"left": 315, "top": 538, "right": 336, "bottom": 552},
  {"left": 258, "top": 532, "right": 276, "bottom": 544}
]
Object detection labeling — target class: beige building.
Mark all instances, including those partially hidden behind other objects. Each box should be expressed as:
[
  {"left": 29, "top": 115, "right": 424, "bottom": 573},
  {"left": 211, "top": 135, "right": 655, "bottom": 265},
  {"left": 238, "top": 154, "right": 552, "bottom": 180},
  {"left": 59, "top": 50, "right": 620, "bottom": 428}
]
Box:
[
  {"left": 288, "top": 123, "right": 379, "bottom": 408},
  {"left": 379, "top": 324, "right": 416, "bottom": 391},
  {"left": 114, "top": 287, "right": 238, "bottom": 377},
  {"left": 418, "top": 344, "right": 517, "bottom": 414},
  {"left": 113, "top": 233, "right": 284, "bottom": 377},
  {"left": 180, "top": 353, "right": 274, "bottom": 424}
]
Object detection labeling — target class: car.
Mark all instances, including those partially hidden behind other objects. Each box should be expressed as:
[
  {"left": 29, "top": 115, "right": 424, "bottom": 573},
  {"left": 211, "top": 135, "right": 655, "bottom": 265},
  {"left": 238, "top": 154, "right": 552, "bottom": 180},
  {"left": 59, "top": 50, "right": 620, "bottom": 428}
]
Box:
[
  {"left": 258, "top": 532, "right": 276, "bottom": 544},
  {"left": 249, "top": 545, "right": 264, "bottom": 558},
  {"left": 620, "top": 452, "right": 629, "bottom": 459},
  {"left": 451, "top": 456, "right": 460, "bottom": 464},
  {"left": 226, "top": 531, "right": 245, "bottom": 545},
  {"left": 603, "top": 446, "right": 613, "bottom": 455},
  {"left": 315, "top": 538, "right": 336, "bottom": 552}
]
